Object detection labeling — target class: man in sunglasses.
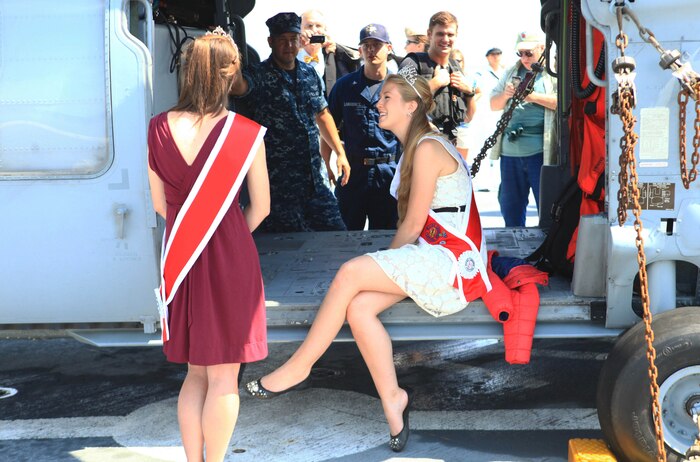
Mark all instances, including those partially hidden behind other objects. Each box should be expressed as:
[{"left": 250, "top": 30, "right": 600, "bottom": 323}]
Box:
[
  {"left": 489, "top": 31, "right": 557, "bottom": 227},
  {"left": 403, "top": 26, "right": 428, "bottom": 54}
]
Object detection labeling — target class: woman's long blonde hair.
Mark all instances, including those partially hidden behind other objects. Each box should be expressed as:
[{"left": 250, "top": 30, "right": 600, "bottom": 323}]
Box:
[
  {"left": 384, "top": 74, "right": 436, "bottom": 224},
  {"left": 171, "top": 33, "right": 239, "bottom": 119}
]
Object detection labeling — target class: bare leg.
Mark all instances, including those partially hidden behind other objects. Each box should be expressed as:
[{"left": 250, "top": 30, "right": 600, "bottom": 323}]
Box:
[
  {"left": 201, "top": 363, "right": 240, "bottom": 462},
  {"left": 261, "top": 255, "right": 406, "bottom": 392},
  {"left": 178, "top": 364, "right": 207, "bottom": 462},
  {"left": 347, "top": 291, "right": 409, "bottom": 435}
]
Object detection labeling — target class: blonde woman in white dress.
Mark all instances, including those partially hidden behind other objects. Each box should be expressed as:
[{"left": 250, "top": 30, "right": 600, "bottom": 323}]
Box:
[{"left": 246, "top": 72, "right": 484, "bottom": 453}]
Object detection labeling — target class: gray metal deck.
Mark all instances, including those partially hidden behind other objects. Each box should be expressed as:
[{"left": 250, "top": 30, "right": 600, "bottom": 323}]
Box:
[
  {"left": 68, "top": 228, "right": 619, "bottom": 347},
  {"left": 255, "top": 229, "right": 617, "bottom": 342}
]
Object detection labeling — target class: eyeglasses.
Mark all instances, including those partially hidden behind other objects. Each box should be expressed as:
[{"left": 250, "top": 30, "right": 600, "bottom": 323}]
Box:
[
  {"left": 405, "top": 40, "right": 420, "bottom": 46},
  {"left": 516, "top": 50, "right": 535, "bottom": 58}
]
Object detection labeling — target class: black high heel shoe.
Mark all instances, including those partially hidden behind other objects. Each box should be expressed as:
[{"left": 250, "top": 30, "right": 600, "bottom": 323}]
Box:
[
  {"left": 389, "top": 389, "right": 412, "bottom": 452},
  {"left": 245, "top": 376, "right": 311, "bottom": 399}
]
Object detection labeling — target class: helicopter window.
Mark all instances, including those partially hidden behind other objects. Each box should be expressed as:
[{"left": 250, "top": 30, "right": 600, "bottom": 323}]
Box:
[{"left": 0, "top": 1, "right": 110, "bottom": 179}]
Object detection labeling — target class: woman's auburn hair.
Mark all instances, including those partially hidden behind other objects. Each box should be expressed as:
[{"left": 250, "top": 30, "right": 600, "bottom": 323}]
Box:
[{"left": 171, "top": 34, "right": 239, "bottom": 119}]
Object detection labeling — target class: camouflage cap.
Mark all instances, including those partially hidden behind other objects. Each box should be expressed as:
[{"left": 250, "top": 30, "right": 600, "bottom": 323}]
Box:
[{"left": 266, "top": 12, "right": 301, "bottom": 36}]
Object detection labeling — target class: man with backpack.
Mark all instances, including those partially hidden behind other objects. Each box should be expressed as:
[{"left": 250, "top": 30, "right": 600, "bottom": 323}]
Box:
[{"left": 398, "top": 11, "right": 479, "bottom": 143}]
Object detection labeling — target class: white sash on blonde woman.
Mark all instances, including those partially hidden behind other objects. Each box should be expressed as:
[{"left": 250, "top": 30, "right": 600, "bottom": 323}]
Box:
[{"left": 155, "top": 112, "right": 266, "bottom": 342}]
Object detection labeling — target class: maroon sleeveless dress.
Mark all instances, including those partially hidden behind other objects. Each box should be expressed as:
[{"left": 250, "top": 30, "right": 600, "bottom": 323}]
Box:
[{"left": 147, "top": 112, "right": 267, "bottom": 365}]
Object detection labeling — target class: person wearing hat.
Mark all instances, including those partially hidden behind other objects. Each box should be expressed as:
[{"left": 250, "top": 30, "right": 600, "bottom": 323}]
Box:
[
  {"left": 321, "top": 23, "right": 399, "bottom": 230},
  {"left": 467, "top": 47, "right": 505, "bottom": 164},
  {"left": 230, "top": 12, "right": 351, "bottom": 232},
  {"left": 297, "top": 10, "right": 360, "bottom": 98},
  {"left": 398, "top": 11, "right": 479, "bottom": 143},
  {"left": 490, "top": 31, "right": 557, "bottom": 227},
  {"left": 404, "top": 26, "right": 429, "bottom": 54},
  {"left": 479, "top": 48, "right": 504, "bottom": 91}
]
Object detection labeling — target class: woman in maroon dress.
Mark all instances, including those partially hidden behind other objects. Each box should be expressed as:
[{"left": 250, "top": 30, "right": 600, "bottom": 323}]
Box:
[{"left": 147, "top": 29, "right": 269, "bottom": 462}]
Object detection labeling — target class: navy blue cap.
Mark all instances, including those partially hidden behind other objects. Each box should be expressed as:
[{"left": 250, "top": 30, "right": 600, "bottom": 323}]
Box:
[
  {"left": 266, "top": 12, "right": 301, "bottom": 36},
  {"left": 359, "top": 24, "right": 391, "bottom": 44},
  {"left": 486, "top": 47, "right": 502, "bottom": 56}
]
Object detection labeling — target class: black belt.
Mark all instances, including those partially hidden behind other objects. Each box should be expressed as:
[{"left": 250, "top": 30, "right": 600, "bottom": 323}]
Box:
[
  {"left": 433, "top": 204, "right": 467, "bottom": 213},
  {"left": 361, "top": 155, "right": 394, "bottom": 166}
]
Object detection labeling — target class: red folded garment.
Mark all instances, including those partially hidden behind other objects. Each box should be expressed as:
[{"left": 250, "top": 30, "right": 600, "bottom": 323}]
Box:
[
  {"left": 503, "top": 265, "right": 549, "bottom": 289},
  {"left": 480, "top": 251, "right": 549, "bottom": 364},
  {"left": 481, "top": 265, "right": 513, "bottom": 323},
  {"left": 503, "top": 282, "right": 540, "bottom": 364}
]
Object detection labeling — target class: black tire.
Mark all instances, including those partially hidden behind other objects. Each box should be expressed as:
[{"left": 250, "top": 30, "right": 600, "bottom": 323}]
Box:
[{"left": 597, "top": 306, "right": 700, "bottom": 462}]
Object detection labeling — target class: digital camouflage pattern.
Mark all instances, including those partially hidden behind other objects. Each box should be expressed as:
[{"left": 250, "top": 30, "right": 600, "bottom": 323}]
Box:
[{"left": 236, "top": 57, "right": 346, "bottom": 232}]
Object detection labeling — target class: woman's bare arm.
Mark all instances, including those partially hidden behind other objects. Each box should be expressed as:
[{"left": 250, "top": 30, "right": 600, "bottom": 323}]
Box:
[
  {"left": 389, "top": 140, "right": 456, "bottom": 249},
  {"left": 243, "top": 143, "right": 270, "bottom": 232},
  {"left": 147, "top": 154, "right": 167, "bottom": 219}
]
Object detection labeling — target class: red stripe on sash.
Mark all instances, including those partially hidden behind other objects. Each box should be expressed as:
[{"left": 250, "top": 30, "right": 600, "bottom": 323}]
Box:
[
  {"left": 465, "top": 194, "right": 483, "bottom": 251},
  {"left": 163, "top": 115, "right": 259, "bottom": 300}
]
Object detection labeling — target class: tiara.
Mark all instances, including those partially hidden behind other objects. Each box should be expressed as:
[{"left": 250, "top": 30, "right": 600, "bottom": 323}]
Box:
[
  {"left": 397, "top": 66, "right": 421, "bottom": 97},
  {"left": 206, "top": 26, "right": 235, "bottom": 44}
]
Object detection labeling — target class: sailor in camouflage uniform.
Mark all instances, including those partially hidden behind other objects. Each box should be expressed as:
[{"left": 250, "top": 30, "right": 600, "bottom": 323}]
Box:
[{"left": 231, "top": 12, "right": 350, "bottom": 232}]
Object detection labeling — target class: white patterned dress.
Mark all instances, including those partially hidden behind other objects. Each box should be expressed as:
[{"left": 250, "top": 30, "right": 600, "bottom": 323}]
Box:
[{"left": 368, "top": 135, "right": 480, "bottom": 317}]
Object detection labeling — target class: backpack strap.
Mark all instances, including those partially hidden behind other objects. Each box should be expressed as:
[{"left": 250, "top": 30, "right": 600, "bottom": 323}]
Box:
[
  {"left": 404, "top": 52, "right": 434, "bottom": 80},
  {"left": 526, "top": 175, "right": 583, "bottom": 276}
]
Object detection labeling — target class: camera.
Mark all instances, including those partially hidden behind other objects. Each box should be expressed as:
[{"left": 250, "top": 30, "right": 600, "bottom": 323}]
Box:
[
  {"left": 310, "top": 35, "right": 325, "bottom": 44},
  {"left": 511, "top": 76, "right": 522, "bottom": 89},
  {"left": 507, "top": 126, "right": 524, "bottom": 142}
]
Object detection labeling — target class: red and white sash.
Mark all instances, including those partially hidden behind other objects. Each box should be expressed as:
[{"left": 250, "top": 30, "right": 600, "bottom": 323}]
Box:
[
  {"left": 419, "top": 194, "right": 491, "bottom": 303},
  {"left": 155, "top": 111, "right": 266, "bottom": 342}
]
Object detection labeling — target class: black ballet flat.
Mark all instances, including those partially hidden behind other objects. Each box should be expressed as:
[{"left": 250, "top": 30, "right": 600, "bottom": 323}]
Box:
[
  {"left": 245, "top": 376, "right": 310, "bottom": 399},
  {"left": 389, "top": 389, "right": 412, "bottom": 452}
]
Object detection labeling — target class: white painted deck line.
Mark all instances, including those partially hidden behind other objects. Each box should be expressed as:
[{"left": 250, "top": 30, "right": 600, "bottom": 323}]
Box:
[
  {"left": 0, "top": 408, "right": 599, "bottom": 441},
  {"left": 0, "top": 416, "right": 124, "bottom": 440},
  {"left": 0, "top": 388, "right": 601, "bottom": 462}
]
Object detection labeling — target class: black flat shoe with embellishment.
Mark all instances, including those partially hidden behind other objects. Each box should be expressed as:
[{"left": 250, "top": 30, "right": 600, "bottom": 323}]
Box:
[
  {"left": 389, "top": 389, "right": 412, "bottom": 452},
  {"left": 245, "top": 376, "right": 311, "bottom": 399}
]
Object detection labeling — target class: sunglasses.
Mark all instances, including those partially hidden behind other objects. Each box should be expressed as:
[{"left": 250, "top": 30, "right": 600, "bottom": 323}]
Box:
[
  {"left": 405, "top": 39, "right": 420, "bottom": 46},
  {"left": 516, "top": 50, "right": 535, "bottom": 58}
]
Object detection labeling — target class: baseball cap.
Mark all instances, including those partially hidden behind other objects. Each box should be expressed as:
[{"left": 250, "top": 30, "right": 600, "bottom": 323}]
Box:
[
  {"left": 515, "top": 31, "right": 545, "bottom": 50},
  {"left": 485, "top": 47, "right": 502, "bottom": 57},
  {"left": 359, "top": 24, "right": 391, "bottom": 44}
]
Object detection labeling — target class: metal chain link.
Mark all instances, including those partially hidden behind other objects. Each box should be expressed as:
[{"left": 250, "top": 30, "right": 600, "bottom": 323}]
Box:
[
  {"left": 617, "top": 85, "right": 667, "bottom": 462},
  {"left": 614, "top": 26, "right": 632, "bottom": 225},
  {"left": 617, "top": 93, "right": 632, "bottom": 224},
  {"left": 678, "top": 81, "right": 700, "bottom": 189},
  {"left": 615, "top": 48, "right": 632, "bottom": 223},
  {"left": 470, "top": 55, "right": 545, "bottom": 178},
  {"left": 614, "top": 7, "right": 666, "bottom": 460}
]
